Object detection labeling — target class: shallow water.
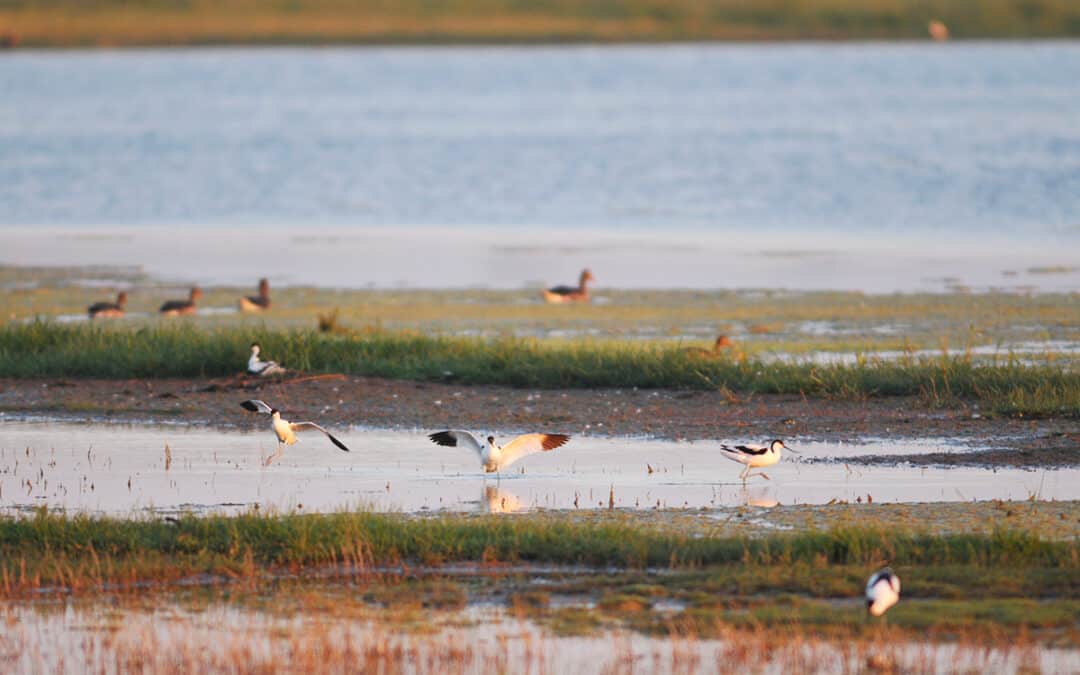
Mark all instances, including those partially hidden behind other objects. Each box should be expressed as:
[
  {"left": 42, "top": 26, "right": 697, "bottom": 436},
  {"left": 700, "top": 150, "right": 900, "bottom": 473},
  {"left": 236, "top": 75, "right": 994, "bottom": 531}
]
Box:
[
  {"left": 0, "top": 421, "right": 1070, "bottom": 515},
  {"left": 3, "top": 597, "right": 1077, "bottom": 675}
]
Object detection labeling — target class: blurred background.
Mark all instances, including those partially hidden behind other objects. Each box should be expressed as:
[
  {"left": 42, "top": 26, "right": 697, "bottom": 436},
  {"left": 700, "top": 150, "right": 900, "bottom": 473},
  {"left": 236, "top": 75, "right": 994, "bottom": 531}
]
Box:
[{"left": 1, "top": 1, "right": 1078, "bottom": 292}]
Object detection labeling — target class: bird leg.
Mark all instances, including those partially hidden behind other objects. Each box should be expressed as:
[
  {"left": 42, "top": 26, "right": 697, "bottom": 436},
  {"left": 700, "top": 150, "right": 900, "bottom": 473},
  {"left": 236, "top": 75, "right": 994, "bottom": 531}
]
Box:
[
  {"left": 757, "top": 472, "right": 771, "bottom": 481},
  {"left": 264, "top": 443, "right": 284, "bottom": 467},
  {"left": 739, "top": 465, "right": 750, "bottom": 483}
]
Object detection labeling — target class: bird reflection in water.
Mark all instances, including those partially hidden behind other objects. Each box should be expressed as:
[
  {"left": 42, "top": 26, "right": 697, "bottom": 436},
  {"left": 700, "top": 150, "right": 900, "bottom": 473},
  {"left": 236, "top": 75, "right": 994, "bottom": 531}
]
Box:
[
  {"left": 740, "top": 484, "right": 779, "bottom": 508},
  {"left": 482, "top": 485, "right": 524, "bottom": 513}
]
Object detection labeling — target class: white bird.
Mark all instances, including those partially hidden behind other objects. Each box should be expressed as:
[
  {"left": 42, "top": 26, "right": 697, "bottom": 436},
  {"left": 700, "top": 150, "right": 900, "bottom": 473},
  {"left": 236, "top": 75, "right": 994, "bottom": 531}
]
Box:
[
  {"left": 718, "top": 439, "right": 793, "bottom": 482},
  {"left": 240, "top": 399, "right": 349, "bottom": 465},
  {"left": 428, "top": 430, "right": 570, "bottom": 474},
  {"left": 247, "top": 343, "right": 286, "bottom": 377},
  {"left": 866, "top": 567, "right": 901, "bottom": 617}
]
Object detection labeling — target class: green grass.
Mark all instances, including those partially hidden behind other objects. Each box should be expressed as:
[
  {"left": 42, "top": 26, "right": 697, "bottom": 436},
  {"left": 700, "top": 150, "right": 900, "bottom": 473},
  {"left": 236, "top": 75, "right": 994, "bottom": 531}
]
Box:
[
  {"left": 2, "top": 508, "right": 1079, "bottom": 596},
  {"left": 1, "top": 321, "right": 1078, "bottom": 416},
  {"left": 2, "top": 0, "right": 1080, "bottom": 46}
]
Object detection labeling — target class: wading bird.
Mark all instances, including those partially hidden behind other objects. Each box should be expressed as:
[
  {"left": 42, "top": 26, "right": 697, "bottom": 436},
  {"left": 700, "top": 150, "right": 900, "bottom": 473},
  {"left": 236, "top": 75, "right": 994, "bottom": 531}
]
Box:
[
  {"left": 866, "top": 567, "right": 901, "bottom": 617},
  {"left": 718, "top": 439, "right": 794, "bottom": 482},
  {"left": 428, "top": 430, "right": 570, "bottom": 474},
  {"left": 159, "top": 287, "right": 202, "bottom": 316},
  {"left": 239, "top": 278, "right": 271, "bottom": 312},
  {"left": 542, "top": 269, "right": 594, "bottom": 304},
  {"left": 246, "top": 343, "right": 286, "bottom": 376},
  {"left": 87, "top": 292, "right": 127, "bottom": 319},
  {"left": 240, "top": 399, "right": 350, "bottom": 465}
]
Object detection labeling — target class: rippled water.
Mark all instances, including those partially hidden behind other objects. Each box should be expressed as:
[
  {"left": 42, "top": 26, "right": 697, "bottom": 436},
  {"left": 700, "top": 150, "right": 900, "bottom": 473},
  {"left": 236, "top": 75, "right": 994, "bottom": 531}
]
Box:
[
  {"left": 4, "top": 43, "right": 1080, "bottom": 236},
  {"left": 0, "top": 421, "right": 1069, "bottom": 515}
]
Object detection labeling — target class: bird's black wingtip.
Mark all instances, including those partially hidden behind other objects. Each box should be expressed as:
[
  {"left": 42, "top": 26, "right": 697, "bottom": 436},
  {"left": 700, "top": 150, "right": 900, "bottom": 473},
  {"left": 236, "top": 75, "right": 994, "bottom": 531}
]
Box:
[
  {"left": 328, "top": 434, "right": 350, "bottom": 452},
  {"left": 428, "top": 431, "right": 457, "bottom": 447},
  {"left": 239, "top": 400, "right": 260, "bottom": 412}
]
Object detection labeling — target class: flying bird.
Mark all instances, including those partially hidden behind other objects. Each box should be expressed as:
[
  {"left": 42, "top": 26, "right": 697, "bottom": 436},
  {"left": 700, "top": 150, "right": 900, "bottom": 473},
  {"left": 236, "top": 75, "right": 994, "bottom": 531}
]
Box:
[
  {"left": 247, "top": 343, "right": 286, "bottom": 376},
  {"left": 718, "top": 439, "right": 794, "bottom": 482},
  {"left": 428, "top": 430, "right": 570, "bottom": 473},
  {"left": 88, "top": 292, "right": 127, "bottom": 319},
  {"left": 542, "top": 269, "right": 594, "bottom": 304},
  {"left": 866, "top": 567, "right": 901, "bottom": 617},
  {"left": 239, "top": 278, "right": 271, "bottom": 312},
  {"left": 240, "top": 399, "right": 350, "bottom": 465}
]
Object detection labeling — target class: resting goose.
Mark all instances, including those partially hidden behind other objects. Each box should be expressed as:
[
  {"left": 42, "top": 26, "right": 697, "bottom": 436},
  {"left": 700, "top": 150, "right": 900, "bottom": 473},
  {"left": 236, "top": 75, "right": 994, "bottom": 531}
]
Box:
[
  {"left": 239, "top": 278, "right": 271, "bottom": 313},
  {"left": 88, "top": 292, "right": 127, "bottom": 319},
  {"left": 159, "top": 287, "right": 202, "bottom": 316},
  {"left": 542, "top": 269, "right": 594, "bottom": 304}
]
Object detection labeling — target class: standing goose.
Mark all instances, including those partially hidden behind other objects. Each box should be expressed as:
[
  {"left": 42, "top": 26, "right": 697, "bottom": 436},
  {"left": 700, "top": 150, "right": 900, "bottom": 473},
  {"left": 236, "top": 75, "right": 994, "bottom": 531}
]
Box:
[
  {"left": 239, "top": 278, "right": 271, "bottom": 313},
  {"left": 87, "top": 292, "right": 127, "bottom": 319},
  {"left": 159, "top": 287, "right": 202, "bottom": 316},
  {"left": 247, "top": 343, "right": 286, "bottom": 376},
  {"left": 428, "top": 430, "right": 570, "bottom": 474},
  {"left": 542, "top": 269, "right": 594, "bottom": 304},
  {"left": 718, "top": 439, "right": 794, "bottom": 482},
  {"left": 240, "top": 399, "right": 350, "bottom": 466}
]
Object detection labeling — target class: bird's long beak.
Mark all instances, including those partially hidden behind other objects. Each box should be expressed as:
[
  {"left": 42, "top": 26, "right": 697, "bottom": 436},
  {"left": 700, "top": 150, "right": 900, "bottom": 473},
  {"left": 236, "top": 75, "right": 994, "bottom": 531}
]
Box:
[{"left": 786, "top": 446, "right": 801, "bottom": 454}]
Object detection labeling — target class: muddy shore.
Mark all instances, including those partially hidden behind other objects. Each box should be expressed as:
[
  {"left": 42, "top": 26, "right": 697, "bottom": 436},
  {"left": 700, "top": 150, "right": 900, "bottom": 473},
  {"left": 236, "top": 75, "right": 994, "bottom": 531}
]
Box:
[{"left": 1, "top": 376, "right": 1076, "bottom": 467}]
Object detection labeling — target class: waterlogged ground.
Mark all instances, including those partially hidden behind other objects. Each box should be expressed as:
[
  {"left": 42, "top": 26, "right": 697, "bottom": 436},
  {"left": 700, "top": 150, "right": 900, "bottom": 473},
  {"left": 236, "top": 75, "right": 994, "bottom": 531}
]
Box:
[
  {"left": 2, "top": 265, "right": 1078, "bottom": 370},
  {"left": 0, "top": 420, "right": 1076, "bottom": 516},
  {"left": 3, "top": 576, "right": 1080, "bottom": 674}
]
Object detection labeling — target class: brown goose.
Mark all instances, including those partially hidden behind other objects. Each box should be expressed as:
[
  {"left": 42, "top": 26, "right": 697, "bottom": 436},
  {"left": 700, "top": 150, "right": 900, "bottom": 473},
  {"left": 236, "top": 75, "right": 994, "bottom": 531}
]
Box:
[
  {"left": 684, "top": 335, "right": 733, "bottom": 358},
  {"left": 239, "top": 278, "right": 271, "bottom": 313},
  {"left": 542, "top": 269, "right": 594, "bottom": 304},
  {"left": 87, "top": 292, "right": 127, "bottom": 319},
  {"left": 159, "top": 287, "right": 202, "bottom": 316}
]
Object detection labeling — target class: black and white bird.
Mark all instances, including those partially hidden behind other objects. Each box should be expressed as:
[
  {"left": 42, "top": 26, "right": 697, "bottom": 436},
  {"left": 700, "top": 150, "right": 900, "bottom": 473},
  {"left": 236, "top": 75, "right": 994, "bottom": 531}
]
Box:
[
  {"left": 718, "top": 439, "right": 793, "bottom": 482},
  {"left": 247, "top": 343, "right": 286, "bottom": 376},
  {"left": 240, "top": 399, "right": 350, "bottom": 465},
  {"left": 428, "top": 430, "right": 570, "bottom": 474},
  {"left": 866, "top": 567, "right": 901, "bottom": 617}
]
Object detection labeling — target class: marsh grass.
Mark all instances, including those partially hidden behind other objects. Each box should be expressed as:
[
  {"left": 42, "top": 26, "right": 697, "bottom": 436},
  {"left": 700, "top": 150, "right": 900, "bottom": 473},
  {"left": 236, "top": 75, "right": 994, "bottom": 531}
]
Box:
[
  {"left": 1, "top": 321, "right": 1077, "bottom": 416},
  {"left": 3, "top": 0, "right": 1080, "bottom": 46},
  {"left": 1, "top": 508, "right": 1078, "bottom": 597}
]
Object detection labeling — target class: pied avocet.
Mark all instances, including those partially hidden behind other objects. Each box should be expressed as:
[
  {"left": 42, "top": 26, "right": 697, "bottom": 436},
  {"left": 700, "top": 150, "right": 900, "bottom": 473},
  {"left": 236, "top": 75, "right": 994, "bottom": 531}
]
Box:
[
  {"left": 718, "top": 439, "right": 794, "bottom": 482},
  {"left": 240, "top": 399, "right": 350, "bottom": 465},
  {"left": 239, "top": 278, "right": 271, "bottom": 313},
  {"left": 866, "top": 567, "right": 901, "bottom": 617},
  {"left": 88, "top": 292, "right": 127, "bottom": 319},
  {"left": 542, "top": 269, "right": 594, "bottom": 304},
  {"left": 247, "top": 343, "right": 286, "bottom": 376},
  {"left": 428, "top": 430, "right": 570, "bottom": 474},
  {"left": 159, "top": 287, "right": 202, "bottom": 316}
]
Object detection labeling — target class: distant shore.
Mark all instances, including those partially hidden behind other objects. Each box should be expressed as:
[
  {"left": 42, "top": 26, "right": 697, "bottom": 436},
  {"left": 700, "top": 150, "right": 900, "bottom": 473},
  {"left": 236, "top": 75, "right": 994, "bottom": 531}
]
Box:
[{"left": 2, "top": 0, "right": 1079, "bottom": 48}]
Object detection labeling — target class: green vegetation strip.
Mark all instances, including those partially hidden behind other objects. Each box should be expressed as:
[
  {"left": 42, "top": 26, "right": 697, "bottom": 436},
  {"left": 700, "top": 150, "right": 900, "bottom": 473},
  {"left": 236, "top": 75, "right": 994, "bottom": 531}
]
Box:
[
  {"left": 3, "top": 0, "right": 1080, "bottom": 46},
  {"left": 1, "top": 509, "right": 1079, "bottom": 596},
  {"left": 2, "top": 322, "right": 1078, "bottom": 416}
]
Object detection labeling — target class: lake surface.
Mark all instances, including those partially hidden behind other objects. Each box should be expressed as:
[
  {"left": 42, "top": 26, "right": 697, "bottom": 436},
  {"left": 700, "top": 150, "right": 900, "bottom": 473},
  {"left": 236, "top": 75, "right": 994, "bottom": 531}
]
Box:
[
  {"left": 2, "top": 43, "right": 1078, "bottom": 291},
  {"left": 0, "top": 420, "right": 1070, "bottom": 515}
]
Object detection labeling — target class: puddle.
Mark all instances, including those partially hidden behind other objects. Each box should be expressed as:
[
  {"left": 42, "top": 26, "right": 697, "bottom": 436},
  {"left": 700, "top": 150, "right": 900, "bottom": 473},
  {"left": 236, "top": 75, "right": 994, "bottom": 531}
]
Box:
[
  {"left": 1, "top": 597, "right": 1076, "bottom": 674},
  {"left": 0, "top": 422, "right": 1072, "bottom": 515}
]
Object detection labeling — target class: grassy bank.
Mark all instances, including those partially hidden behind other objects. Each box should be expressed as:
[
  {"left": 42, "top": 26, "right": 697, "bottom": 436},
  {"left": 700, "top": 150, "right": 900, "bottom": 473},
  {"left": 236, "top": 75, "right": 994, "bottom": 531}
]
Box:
[
  {"left": 2, "top": 0, "right": 1079, "bottom": 47},
  {"left": 2, "top": 507, "right": 1078, "bottom": 596},
  {"left": 2, "top": 322, "right": 1078, "bottom": 416}
]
